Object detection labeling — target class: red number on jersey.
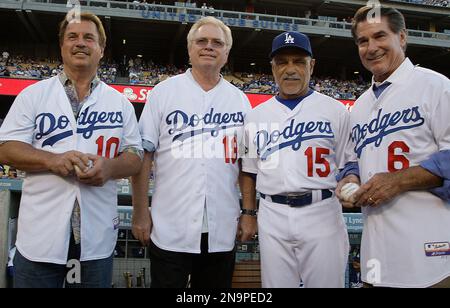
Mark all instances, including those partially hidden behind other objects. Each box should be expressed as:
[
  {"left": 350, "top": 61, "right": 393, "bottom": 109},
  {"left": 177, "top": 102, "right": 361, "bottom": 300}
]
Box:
[
  {"left": 223, "top": 135, "right": 238, "bottom": 164},
  {"left": 305, "top": 147, "right": 331, "bottom": 177},
  {"left": 96, "top": 136, "right": 120, "bottom": 159},
  {"left": 388, "top": 141, "right": 410, "bottom": 172}
]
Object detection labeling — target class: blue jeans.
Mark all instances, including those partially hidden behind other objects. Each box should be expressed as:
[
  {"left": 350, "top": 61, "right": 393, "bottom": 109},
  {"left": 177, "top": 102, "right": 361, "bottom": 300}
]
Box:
[{"left": 14, "top": 234, "right": 113, "bottom": 288}]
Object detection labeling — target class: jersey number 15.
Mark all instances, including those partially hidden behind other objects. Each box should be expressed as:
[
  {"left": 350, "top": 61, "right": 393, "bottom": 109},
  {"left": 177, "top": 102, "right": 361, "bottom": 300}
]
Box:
[{"left": 305, "top": 147, "right": 330, "bottom": 177}]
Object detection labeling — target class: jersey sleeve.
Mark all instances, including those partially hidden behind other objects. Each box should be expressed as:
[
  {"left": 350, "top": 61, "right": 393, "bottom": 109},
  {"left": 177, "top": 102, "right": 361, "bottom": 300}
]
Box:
[
  {"left": 334, "top": 107, "right": 353, "bottom": 170},
  {"left": 420, "top": 150, "right": 450, "bottom": 201},
  {"left": 237, "top": 91, "right": 252, "bottom": 160},
  {"left": 241, "top": 114, "right": 259, "bottom": 174},
  {"left": 419, "top": 85, "right": 450, "bottom": 201},
  {"left": 139, "top": 86, "right": 162, "bottom": 149},
  {"left": 342, "top": 107, "right": 359, "bottom": 170},
  {"left": 0, "top": 91, "right": 36, "bottom": 144},
  {"left": 119, "top": 97, "right": 143, "bottom": 154},
  {"left": 429, "top": 82, "right": 450, "bottom": 151}
]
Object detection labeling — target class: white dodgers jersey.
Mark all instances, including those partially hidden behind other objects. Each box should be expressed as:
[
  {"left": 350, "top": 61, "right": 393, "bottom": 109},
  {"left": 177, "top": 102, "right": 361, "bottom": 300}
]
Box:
[
  {"left": 349, "top": 58, "right": 450, "bottom": 287},
  {"left": 242, "top": 91, "right": 350, "bottom": 195},
  {"left": 139, "top": 69, "right": 251, "bottom": 253},
  {"left": 0, "top": 76, "right": 142, "bottom": 263}
]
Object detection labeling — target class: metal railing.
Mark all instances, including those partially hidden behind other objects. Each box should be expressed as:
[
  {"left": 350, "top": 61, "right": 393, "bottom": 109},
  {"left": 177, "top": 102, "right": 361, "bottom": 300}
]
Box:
[
  {"left": 5, "top": 0, "right": 450, "bottom": 44},
  {"left": 390, "top": 0, "right": 449, "bottom": 8}
]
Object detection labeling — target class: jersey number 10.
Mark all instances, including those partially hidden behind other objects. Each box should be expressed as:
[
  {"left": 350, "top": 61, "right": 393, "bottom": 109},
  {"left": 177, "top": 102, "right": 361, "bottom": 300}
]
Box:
[{"left": 96, "top": 136, "right": 120, "bottom": 158}]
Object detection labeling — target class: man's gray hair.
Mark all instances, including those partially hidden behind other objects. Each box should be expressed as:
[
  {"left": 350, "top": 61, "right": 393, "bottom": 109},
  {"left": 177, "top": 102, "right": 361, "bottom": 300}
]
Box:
[{"left": 187, "top": 16, "right": 233, "bottom": 52}]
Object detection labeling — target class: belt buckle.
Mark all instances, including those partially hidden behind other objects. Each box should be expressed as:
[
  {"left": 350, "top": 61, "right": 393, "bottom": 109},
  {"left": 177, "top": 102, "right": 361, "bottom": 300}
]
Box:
[
  {"left": 285, "top": 194, "right": 296, "bottom": 206},
  {"left": 285, "top": 196, "right": 293, "bottom": 206},
  {"left": 287, "top": 192, "right": 310, "bottom": 207},
  {"left": 286, "top": 192, "right": 307, "bottom": 197},
  {"left": 285, "top": 193, "right": 304, "bottom": 206}
]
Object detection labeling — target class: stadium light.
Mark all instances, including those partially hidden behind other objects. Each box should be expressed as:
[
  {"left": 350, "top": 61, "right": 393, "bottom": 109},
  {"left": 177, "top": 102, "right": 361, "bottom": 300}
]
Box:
[
  {"left": 250, "top": 63, "right": 256, "bottom": 66},
  {"left": 354, "top": 71, "right": 359, "bottom": 75},
  {"left": 123, "top": 39, "right": 126, "bottom": 45}
]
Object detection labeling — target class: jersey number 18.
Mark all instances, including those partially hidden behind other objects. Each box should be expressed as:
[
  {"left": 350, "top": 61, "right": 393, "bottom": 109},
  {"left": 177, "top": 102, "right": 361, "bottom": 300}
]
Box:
[{"left": 223, "top": 135, "right": 238, "bottom": 164}]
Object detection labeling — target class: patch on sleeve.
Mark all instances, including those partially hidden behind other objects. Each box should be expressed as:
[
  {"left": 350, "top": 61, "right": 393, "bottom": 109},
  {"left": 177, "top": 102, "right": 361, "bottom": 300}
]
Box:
[{"left": 424, "top": 242, "right": 450, "bottom": 257}]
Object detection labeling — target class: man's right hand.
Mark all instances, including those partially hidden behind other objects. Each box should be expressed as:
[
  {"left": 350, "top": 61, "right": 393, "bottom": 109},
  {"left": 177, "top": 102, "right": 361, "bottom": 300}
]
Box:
[
  {"left": 132, "top": 207, "right": 152, "bottom": 246},
  {"left": 48, "top": 150, "right": 91, "bottom": 177},
  {"left": 336, "top": 174, "right": 360, "bottom": 208}
]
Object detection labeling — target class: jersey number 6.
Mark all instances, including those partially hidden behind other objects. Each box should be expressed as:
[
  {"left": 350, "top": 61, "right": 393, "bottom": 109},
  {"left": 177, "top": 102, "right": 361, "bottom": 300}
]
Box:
[
  {"left": 305, "top": 147, "right": 330, "bottom": 177},
  {"left": 388, "top": 141, "right": 410, "bottom": 172}
]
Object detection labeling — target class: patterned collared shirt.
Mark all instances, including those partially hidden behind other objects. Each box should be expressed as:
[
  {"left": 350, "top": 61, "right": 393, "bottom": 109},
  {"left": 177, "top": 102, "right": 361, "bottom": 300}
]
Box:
[
  {"left": 58, "top": 71, "right": 142, "bottom": 245},
  {"left": 58, "top": 71, "right": 100, "bottom": 117},
  {"left": 59, "top": 72, "right": 144, "bottom": 160},
  {"left": 59, "top": 71, "right": 100, "bottom": 245}
]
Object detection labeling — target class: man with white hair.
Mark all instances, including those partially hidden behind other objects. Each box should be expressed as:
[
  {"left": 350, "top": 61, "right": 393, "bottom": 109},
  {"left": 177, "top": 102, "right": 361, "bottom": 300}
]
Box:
[{"left": 131, "top": 17, "right": 255, "bottom": 288}]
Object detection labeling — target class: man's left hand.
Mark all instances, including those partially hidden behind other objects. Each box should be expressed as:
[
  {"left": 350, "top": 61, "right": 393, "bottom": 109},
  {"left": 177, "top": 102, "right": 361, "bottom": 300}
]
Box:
[
  {"left": 236, "top": 214, "right": 257, "bottom": 242},
  {"left": 354, "top": 172, "right": 404, "bottom": 207},
  {"left": 76, "top": 154, "right": 112, "bottom": 186}
]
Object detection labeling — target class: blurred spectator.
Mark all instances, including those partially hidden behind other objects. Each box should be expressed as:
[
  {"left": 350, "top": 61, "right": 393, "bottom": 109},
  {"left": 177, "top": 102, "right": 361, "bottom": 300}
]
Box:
[
  {"left": 1, "top": 54, "right": 370, "bottom": 98},
  {"left": 2, "top": 51, "right": 9, "bottom": 63},
  {"left": 132, "top": 0, "right": 141, "bottom": 10},
  {"left": 0, "top": 66, "right": 10, "bottom": 77},
  {"left": 394, "top": 0, "right": 449, "bottom": 7},
  {"left": 2, "top": 55, "right": 117, "bottom": 83}
]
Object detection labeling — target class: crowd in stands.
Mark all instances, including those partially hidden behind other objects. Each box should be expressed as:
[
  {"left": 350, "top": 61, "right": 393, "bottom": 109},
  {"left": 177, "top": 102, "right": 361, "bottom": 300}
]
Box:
[
  {"left": 311, "top": 77, "right": 369, "bottom": 100},
  {"left": 127, "top": 0, "right": 449, "bottom": 9},
  {"left": 0, "top": 54, "right": 118, "bottom": 83},
  {"left": 130, "top": 62, "right": 369, "bottom": 99},
  {"left": 1, "top": 52, "right": 370, "bottom": 99},
  {"left": 126, "top": 57, "right": 370, "bottom": 98},
  {"left": 231, "top": 73, "right": 278, "bottom": 94},
  {"left": 127, "top": 57, "right": 187, "bottom": 85}
]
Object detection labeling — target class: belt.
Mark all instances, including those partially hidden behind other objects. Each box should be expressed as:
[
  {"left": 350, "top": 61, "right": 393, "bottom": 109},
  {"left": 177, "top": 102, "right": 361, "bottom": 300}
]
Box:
[{"left": 260, "top": 189, "right": 333, "bottom": 207}]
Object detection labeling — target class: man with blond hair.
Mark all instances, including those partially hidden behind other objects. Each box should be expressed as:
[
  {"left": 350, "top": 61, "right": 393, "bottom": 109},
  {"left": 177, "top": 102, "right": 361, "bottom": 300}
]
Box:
[{"left": 132, "top": 17, "right": 255, "bottom": 288}]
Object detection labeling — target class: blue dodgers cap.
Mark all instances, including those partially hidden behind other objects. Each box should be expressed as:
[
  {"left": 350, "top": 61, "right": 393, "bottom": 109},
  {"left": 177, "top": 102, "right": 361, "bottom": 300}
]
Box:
[{"left": 270, "top": 31, "right": 313, "bottom": 58}]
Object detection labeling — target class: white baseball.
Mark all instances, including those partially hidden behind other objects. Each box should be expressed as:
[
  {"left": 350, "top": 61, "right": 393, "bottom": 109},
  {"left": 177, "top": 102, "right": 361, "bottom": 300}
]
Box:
[
  {"left": 340, "top": 183, "right": 360, "bottom": 202},
  {"left": 74, "top": 165, "right": 82, "bottom": 175},
  {"left": 74, "top": 160, "right": 93, "bottom": 175}
]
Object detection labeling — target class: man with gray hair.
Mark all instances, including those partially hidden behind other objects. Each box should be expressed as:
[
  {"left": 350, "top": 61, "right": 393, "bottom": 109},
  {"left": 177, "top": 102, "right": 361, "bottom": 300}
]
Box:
[
  {"left": 131, "top": 16, "right": 256, "bottom": 288},
  {"left": 337, "top": 5, "right": 450, "bottom": 288}
]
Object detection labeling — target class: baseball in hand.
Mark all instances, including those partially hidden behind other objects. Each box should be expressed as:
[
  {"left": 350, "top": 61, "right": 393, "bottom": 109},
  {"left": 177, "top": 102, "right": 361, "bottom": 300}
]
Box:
[
  {"left": 74, "top": 160, "right": 93, "bottom": 175},
  {"left": 74, "top": 165, "right": 82, "bottom": 175},
  {"left": 340, "top": 183, "right": 360, "bottom": 202}
]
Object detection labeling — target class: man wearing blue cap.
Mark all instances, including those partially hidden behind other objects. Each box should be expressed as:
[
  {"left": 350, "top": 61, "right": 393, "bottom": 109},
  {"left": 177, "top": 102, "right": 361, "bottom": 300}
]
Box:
[{"left": 241, "top": 31, "right": 350, "bottom": 287}]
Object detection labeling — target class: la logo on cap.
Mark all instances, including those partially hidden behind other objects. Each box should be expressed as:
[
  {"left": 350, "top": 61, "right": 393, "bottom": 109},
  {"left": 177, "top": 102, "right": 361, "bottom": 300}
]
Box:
[{"left": 284, "top": 33, "right": 294, "bottom": 44}]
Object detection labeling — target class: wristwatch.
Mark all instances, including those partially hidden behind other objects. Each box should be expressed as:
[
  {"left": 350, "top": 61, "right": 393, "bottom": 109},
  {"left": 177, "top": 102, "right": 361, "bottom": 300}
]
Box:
[{"left": 241, "top": 209, "right": 257, "bottom": 217}]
